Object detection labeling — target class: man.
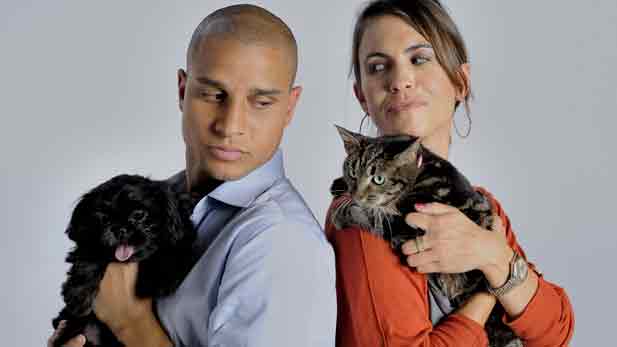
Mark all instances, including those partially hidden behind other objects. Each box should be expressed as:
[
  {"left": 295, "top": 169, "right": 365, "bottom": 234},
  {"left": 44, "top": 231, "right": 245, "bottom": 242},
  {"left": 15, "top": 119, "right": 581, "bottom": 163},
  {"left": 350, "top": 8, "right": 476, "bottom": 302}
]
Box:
[{"left": 49, "top": 4, "right": 336, "bottom": 347}]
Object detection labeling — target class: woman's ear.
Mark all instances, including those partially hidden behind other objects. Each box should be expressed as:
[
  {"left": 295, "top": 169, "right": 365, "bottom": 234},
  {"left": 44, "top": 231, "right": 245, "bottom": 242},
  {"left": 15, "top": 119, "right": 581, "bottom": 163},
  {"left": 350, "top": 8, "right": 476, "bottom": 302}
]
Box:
[
  {"left": 456, "top": 63, "right": 471, "bottom": 102},
  {"left": 353, "top": 83, "right": 369, "bottom": 114}
]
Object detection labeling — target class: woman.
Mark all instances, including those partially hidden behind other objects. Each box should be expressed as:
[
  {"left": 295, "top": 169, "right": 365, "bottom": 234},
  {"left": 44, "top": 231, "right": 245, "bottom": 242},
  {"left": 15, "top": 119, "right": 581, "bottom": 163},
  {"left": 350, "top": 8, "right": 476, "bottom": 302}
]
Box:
[{"left": 325, "top": 1, "right": 574, "bottom": 346}]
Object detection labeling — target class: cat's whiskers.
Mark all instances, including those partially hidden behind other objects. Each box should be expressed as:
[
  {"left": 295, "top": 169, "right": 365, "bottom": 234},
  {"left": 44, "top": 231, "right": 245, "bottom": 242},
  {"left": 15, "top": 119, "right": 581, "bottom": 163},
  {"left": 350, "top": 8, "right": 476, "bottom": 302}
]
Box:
[
  {"left": 380, "top": 208, "right": 395, "bottom": 244},
  {"left": 331, "top": 198, "right": 351, "bottom": 226}
]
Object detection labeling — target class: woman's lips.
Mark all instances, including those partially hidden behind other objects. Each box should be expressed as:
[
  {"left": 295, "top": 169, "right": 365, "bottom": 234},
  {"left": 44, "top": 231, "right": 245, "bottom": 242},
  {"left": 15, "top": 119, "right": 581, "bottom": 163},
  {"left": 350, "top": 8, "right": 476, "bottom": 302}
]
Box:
[
  {"left": 209, "top": 145, "right": 244, "bottom": 161},
  {"left": 387, "top": 100, "right": 427, "bottom": 114}
]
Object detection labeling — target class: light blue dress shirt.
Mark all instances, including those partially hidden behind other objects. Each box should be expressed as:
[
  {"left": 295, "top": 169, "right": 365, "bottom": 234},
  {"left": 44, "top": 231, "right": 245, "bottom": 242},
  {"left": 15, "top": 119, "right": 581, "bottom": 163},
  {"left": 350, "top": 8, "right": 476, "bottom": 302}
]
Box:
[{"left": 156, "top": 149, "right": 337, "bottom": 347}]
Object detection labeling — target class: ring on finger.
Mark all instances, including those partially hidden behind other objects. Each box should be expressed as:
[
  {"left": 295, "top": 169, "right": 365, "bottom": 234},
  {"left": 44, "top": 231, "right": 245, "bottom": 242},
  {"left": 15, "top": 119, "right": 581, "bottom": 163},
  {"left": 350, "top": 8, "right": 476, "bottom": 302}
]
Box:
[{"left": 414, "top": 237, "right": 424, "bottom": 253}]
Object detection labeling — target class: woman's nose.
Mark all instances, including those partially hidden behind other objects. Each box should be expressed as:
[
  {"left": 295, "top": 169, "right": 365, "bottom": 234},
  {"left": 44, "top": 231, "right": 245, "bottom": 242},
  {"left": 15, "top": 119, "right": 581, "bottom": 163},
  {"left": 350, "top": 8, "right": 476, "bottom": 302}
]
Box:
[{"left": 388, "top": 67, "right": 414, "bottom": 93}]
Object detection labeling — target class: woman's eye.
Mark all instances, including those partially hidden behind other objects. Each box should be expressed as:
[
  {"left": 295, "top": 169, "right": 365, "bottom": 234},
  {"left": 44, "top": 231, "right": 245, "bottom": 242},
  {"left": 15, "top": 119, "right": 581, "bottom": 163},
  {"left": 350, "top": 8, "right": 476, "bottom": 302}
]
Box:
[
  {"left": 372, "top": 175, "right": 385, "bottom": 185},
  {"left": 368, "top": 63, "right": 386, "bottom": 74},
  {"left": 411, "top": 56, "right": 430, "bottom": 65}
]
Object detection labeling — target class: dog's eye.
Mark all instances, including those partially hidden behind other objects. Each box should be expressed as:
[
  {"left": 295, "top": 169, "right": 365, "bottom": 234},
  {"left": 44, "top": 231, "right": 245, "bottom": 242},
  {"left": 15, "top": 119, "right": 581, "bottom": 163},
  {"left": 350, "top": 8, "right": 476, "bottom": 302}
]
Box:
[
  {"left": 95, "top": 212, "right": 110, "bottom": 226},
  {"left": 129, "top": 210, "right": 147, "bottom": 223}
]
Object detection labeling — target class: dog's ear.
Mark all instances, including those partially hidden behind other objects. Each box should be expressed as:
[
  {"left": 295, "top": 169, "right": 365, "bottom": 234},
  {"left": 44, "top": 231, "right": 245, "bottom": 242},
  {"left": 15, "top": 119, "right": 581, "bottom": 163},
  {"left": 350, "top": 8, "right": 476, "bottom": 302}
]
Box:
[
  {"left": 65, "top": 198, "right": 93, "bottom": 244},
  {"left": 65, "top": 176, "right": 120, "bottom": 244},
  {"left": 163, "top": 188, "right": 185, "bottom": 246}
]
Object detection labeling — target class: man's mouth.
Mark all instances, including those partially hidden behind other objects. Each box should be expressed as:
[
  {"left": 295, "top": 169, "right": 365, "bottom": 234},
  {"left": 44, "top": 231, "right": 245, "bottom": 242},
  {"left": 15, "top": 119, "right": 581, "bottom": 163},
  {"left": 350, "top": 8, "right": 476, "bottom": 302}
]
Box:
[
  {"left": 115, "top": 243, "right": 135, "bottom": 262},
  {"left": 208, "top": 145, "right": 245, "bottom": 161}
]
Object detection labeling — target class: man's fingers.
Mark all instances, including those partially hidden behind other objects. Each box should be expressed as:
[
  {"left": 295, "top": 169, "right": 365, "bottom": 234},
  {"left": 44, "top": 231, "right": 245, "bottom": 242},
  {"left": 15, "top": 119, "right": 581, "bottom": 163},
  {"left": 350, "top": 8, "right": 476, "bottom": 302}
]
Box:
[
  {"left": 48, "top": 320, "right": 65, "bottom": 347},
  {"left": 47, "top": 321, "right": 86, "bottom": 347},
  {"left": 63, "top": 334, "right": 87, "bottom": 347}
]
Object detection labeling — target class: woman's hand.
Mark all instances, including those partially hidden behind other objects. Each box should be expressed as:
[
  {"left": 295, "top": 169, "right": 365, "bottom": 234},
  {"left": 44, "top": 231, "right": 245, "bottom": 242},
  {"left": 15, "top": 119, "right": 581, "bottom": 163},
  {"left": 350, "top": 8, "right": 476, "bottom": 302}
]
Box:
[
  {"left": 401, "top": 202, "right": 513, "bottom": 285},
  {"left": 46, "top": 321, "right": 86, "bottom": 347}
]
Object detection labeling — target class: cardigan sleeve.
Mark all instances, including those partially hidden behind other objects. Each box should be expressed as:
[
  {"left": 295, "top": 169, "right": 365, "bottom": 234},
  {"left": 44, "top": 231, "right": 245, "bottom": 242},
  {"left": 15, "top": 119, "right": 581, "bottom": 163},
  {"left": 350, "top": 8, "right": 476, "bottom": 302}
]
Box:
[
  {"left": 476, "top": 187, "right": 575, "bottom": 347},
  {"left": 325, "top": 196, "right": 489, "bottom": 347}
]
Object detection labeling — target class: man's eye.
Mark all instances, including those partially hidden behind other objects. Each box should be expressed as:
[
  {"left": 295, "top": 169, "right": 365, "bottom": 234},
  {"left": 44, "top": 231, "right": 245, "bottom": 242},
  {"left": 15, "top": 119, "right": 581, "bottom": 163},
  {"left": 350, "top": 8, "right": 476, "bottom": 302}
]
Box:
[
  {"left": 200, "top": 90, "right": 225, "bottom": 102},
  {"left": 255, "top": 98, "right": 274, "bottom": 108}
]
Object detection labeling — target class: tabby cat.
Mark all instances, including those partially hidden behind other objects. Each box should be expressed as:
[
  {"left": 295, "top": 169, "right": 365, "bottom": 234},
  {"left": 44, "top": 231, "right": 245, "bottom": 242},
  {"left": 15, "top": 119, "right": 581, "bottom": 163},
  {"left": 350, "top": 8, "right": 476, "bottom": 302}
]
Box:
[{"left": 330, "top": 126, "right": 521, "bottom": 347}]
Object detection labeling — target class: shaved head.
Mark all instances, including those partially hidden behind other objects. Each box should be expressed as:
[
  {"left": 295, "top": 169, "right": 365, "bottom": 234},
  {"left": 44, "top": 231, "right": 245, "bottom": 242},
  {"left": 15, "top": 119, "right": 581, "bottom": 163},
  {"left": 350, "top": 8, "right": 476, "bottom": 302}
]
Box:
[{"left": 187, "top": 4, "right": 298, "bottom": 85}]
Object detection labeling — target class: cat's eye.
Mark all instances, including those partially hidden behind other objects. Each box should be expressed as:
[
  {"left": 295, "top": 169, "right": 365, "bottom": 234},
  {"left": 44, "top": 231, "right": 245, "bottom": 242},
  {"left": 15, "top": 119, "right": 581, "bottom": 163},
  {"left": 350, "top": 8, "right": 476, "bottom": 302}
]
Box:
[{"left": 372, "top": 175, "right": 385, "bottom": 185}]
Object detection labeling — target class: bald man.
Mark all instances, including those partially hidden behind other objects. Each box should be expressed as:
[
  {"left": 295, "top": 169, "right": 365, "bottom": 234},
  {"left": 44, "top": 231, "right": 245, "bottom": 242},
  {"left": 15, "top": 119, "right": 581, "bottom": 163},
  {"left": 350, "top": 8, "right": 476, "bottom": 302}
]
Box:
[{"left": 49, "top": 5, "right": 336, "bottom": 347}]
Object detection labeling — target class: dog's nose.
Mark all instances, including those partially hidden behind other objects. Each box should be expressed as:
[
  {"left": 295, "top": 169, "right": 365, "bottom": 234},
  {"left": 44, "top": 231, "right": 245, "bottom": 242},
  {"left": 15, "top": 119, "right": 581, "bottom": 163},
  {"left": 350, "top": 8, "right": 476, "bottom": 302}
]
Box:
[{"left": 117, "top": 227, "right": 128, "bottom": 237}]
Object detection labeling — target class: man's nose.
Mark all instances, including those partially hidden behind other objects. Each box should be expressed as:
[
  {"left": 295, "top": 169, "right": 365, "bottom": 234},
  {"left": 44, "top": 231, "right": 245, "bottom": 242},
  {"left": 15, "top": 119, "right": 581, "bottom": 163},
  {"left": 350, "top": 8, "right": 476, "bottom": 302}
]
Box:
[{"left": 213, "top": 99, "right": 247, "bottom": 137}]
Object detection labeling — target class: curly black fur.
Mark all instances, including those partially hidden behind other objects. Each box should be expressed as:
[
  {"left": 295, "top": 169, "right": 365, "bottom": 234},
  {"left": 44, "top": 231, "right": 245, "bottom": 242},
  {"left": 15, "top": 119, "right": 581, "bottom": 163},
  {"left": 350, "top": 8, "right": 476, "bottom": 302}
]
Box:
[{"left": 52, "top": 174, "right": 198, "bottom": 347}]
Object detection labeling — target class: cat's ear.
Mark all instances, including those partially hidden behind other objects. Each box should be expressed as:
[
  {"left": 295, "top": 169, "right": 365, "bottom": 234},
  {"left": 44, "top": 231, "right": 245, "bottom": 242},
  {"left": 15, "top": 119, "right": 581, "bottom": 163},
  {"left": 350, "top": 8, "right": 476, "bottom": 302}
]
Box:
[
  {"left": 335, "top": 125, "right": 363, "bottom": 154},
  {"left": 393, "top": 140, "right": 422, "bottom": 165}
]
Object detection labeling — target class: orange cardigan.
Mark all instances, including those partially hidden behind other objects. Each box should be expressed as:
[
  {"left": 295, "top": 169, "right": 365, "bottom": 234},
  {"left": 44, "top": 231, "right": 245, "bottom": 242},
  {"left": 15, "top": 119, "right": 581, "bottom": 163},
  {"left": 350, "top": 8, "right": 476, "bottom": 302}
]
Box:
[{"left": 325, "top": 187, "right": 574, "bottom": 347}]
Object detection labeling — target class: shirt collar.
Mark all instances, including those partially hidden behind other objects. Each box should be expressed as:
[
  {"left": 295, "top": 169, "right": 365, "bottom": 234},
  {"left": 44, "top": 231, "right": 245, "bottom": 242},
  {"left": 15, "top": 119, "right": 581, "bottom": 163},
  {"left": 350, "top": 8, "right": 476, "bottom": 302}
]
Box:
[{"left": 207, "top": 148, "right": 285, "bottom": 208}]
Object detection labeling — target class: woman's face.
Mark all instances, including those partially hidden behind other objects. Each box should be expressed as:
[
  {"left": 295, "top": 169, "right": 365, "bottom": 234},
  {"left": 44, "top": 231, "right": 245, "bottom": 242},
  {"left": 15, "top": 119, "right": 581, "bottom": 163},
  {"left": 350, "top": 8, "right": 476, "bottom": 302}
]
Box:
[{"left": 356, "top": 15, "right": 465, "bottom": 144}]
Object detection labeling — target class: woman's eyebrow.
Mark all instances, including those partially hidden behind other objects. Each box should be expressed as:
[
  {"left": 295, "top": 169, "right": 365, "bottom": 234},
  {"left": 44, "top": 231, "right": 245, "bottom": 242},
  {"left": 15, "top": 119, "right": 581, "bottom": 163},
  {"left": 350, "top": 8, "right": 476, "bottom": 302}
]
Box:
[
  {"left": 404, "top": 43, "right": 433, "bottom": 53},
  {"left": 365, "top": 43, "right": 433, "bottom": 62}
]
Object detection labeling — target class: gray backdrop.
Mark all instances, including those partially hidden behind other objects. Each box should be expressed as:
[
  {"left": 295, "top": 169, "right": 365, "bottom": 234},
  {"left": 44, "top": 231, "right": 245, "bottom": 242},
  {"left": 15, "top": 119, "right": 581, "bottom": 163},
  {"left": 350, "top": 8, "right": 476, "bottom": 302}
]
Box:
[{"left": 2, "top": 1, "right": 615, "bottom": 345}]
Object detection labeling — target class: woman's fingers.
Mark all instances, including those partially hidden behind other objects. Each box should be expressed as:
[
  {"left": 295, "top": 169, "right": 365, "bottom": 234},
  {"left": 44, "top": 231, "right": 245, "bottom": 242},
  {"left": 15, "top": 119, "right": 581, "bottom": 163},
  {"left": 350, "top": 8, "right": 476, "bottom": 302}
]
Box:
[
  {"left": 414, "top": 202, "right": 456, "bottom": 215},
  {"left": 401, "top": 236, "right": 430, "bottom": 255}
]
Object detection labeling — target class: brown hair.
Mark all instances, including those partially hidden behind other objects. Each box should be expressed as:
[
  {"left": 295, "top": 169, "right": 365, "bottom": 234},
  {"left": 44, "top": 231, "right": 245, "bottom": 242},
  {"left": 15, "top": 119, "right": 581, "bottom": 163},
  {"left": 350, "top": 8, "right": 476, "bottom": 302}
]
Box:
[{"left": 351, "top": 0, "right": 472, "bottom": 113}]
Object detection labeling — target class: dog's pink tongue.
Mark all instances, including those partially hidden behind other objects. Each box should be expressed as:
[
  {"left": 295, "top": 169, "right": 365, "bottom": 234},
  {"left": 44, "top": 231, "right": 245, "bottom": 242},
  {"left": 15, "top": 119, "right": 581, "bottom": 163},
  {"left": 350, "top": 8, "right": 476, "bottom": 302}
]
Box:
[{"left": 115, "top": 244, "right": 135, "bottom": 262}]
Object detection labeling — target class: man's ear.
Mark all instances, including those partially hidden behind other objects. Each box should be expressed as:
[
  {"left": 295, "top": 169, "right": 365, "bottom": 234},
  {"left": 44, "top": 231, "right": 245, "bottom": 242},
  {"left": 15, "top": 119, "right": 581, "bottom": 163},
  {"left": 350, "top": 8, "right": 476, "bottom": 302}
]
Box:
[
  {"left": 456, "top": 63, "right": 471, "bottom": 102},
  {"left": 353, "top": 83, "right": 369, "bottom": 114},
  {"left": 178, "top": 68, "right": 188, "bottom": 112},
  {"left": 285, "top": 86, "right": 302, "bottom": 126}
]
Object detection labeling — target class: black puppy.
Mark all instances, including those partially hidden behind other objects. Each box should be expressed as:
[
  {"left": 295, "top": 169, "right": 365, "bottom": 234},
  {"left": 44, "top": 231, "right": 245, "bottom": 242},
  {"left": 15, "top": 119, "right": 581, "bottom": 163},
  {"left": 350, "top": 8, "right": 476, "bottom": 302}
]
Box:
[{"left": 52, "top": 174, "right": 197, "bottom": 347}]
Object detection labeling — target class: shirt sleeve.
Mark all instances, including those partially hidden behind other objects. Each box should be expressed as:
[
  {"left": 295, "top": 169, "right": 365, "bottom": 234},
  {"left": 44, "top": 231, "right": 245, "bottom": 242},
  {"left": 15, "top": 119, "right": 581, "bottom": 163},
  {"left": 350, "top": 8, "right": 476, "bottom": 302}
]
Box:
[
  {"left": 207, "top": 218, "right": 337, "bottom": 347},
  {"left": 326, "top": 196, "right": 489, "bottom": 347},
  {"left": 477, "top": 187, "right": 575, "bottom": 347}
]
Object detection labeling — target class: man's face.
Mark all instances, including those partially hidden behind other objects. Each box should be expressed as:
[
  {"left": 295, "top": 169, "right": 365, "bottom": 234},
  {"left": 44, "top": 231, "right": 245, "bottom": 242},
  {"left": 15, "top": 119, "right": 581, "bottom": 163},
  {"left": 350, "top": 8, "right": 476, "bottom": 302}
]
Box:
[{"left": 178, "top": 36, "right": 301, "bottom": 187}]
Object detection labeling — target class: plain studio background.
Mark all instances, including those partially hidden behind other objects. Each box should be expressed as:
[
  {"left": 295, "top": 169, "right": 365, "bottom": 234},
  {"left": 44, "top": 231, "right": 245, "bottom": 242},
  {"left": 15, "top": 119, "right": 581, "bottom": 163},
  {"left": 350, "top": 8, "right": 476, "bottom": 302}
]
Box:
[{"left": 1, "top": 1, "right": 615, "bottom": 345}]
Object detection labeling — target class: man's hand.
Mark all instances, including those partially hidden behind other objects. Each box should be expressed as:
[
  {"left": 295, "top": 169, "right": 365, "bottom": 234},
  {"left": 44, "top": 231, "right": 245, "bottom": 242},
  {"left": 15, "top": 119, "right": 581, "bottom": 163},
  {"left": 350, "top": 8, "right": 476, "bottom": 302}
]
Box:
[
  {"left": 94, "top": 262, "right": 151, "bottom": 331},
  {"left": 94, "top": 262, "right": 173, "bottom": 347},
  {"left": 47, "top": 321, "right": 86, "bottom": 347}
]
